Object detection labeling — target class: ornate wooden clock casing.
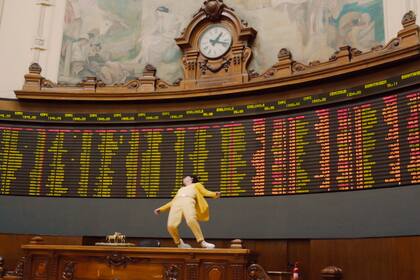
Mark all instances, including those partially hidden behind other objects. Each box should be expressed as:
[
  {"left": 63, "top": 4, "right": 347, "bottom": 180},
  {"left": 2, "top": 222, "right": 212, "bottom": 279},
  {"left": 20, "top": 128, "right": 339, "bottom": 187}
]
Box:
[{"left": 176, "top": 0, "right": 257, "bottom": 89}]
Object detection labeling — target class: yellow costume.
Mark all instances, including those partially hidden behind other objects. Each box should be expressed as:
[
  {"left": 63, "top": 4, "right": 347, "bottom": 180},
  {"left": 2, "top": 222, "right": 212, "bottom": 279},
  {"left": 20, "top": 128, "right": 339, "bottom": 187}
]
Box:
[{"left": 157, "top": 183, "right": 218, "bottom": 244}]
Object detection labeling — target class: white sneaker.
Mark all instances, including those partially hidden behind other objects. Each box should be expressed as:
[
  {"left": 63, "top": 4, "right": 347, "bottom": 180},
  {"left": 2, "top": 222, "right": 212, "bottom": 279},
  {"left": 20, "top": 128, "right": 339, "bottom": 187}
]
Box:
[
  {"left": 200, "top": 240, "right": 215, "bottom": 249},
  {"left": 177, "top": 239, "right": 192, "bottom": 248}
]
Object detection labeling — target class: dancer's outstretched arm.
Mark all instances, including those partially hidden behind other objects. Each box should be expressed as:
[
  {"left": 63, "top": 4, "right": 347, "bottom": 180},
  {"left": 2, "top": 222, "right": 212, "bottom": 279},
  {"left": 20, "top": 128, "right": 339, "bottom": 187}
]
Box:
[
  {"left": 154, "top": 201, "right": 172, "bottom": 215},
  {"left": 195, "top": 183, "right": 221, "bottom": 198}
]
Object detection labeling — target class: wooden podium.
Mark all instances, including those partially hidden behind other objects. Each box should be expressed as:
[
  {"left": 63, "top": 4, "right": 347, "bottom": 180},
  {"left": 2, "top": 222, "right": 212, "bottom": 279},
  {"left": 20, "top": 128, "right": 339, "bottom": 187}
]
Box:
[{"left": 21, "top": 245, "right": 254, "bottom": 280}]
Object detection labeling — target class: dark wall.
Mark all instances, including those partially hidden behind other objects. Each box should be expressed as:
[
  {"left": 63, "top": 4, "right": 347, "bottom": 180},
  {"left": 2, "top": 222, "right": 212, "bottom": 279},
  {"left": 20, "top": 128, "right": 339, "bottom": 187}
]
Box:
[{"left": 1, "top": 185, "right": 419, "bottom": 239}]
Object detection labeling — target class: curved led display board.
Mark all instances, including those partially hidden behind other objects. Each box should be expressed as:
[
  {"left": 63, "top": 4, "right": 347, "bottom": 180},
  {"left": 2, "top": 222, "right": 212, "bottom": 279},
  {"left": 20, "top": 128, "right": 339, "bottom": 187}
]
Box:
[{"left": 0, "top": 89, "right": 418, "bottom": 198}]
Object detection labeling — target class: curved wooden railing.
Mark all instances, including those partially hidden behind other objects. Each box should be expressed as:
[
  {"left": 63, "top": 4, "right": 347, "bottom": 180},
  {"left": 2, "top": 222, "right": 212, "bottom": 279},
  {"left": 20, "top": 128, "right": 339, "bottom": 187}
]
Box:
[{"left": 0, "top": 257, "right": 341, "bottom": 280}]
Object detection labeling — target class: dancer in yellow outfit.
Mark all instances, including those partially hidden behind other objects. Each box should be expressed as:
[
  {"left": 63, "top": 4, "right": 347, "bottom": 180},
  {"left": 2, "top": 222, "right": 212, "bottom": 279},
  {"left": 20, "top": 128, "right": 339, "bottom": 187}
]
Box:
[{"left": 154, "top": 175, "right": 221, "bottom": 248}]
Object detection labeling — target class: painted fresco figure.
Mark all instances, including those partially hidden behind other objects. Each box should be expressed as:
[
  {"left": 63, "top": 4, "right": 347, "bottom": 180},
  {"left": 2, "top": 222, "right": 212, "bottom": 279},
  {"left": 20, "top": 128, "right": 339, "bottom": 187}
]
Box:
[
  {"left": 133, "top": 5, "right": 183, "bottom": 81},
  {"left": 59, "top": 0, "right": 384, "bottom": 84}
]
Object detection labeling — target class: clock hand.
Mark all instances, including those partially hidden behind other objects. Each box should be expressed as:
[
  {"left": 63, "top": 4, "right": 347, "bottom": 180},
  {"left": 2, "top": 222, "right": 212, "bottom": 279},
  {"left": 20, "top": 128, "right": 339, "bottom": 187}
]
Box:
[
  {"left": 209, "top": 32, "right": 223, "bottom": 46},
  {"left": 214, "top": 40, "right": 230, "bottom": 47}
]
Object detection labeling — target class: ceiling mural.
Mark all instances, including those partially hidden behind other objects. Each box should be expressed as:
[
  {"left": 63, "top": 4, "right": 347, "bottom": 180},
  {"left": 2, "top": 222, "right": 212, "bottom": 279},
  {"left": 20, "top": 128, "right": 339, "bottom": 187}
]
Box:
[{"left": 59, "top": 0, "right": 384, "bottom": 84}]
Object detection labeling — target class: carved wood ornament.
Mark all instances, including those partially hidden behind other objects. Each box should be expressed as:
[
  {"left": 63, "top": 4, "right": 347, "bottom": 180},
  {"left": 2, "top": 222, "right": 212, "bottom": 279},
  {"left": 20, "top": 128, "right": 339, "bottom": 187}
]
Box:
[
  {"left": 61, "top": 262, "right": 75, "bottom": 280},
  {"left": 7, "top": 257, "right": 25, "bottom": 278},
  {"left": 247, "top": 264, "right": 271, "bottom": 280},
  {"left": 164, "top": 264, "right": 181, "bottom": 280},
  {"left": 104, "top": 254, "right": 138, "bottom": 267}
]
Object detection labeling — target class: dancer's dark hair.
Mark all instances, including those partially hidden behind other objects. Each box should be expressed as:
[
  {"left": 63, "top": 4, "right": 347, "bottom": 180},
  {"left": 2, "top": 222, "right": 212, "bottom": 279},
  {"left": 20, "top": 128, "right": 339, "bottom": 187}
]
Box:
[{"left": 190, "top": 175, "right": 200, "bottom": 183}]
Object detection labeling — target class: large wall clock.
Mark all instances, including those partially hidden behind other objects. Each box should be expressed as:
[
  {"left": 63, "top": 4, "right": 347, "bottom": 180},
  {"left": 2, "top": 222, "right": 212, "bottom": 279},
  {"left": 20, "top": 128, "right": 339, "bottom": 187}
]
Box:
[
  {"left": 175, "top": 0, "right": 256, "bottom": 88},
  {"left": 199, "top": 25, "right": 233, "bottom": 59}
]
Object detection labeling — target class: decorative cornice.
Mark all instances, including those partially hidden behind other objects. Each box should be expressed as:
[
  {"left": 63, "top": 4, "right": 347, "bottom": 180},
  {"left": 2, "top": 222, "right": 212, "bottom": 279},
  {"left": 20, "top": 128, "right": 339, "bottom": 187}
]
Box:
[
  {"left": 202, "top": 0, "right": 228, "bottom": 21},
  {"left": 402, "top": 10, "right": 416, "bottom": 28},
  {"left": 277, "top": 48, "right": 292, "bottom": 60},
  {"left": 16, "top": 11, "right": 420, "bottom": 101},
  {"left": 29, "top": 63, "right": 42, "bottom": 75}
]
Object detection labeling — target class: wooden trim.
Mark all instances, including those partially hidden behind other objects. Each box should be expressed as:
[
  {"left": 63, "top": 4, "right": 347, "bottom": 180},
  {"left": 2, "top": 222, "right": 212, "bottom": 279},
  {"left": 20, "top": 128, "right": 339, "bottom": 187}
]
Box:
[
  {"left": 1, "top": 60, "right": 418, "bottom": 119},
  {"left": 21, "top": 245, "right": 250, "bottom": 255}
]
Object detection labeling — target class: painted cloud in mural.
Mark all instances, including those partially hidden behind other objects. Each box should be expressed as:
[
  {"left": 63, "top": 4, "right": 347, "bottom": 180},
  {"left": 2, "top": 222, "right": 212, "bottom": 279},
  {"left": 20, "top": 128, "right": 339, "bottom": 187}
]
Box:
[{"left": 59, "top": 0, "right": 384, "bottom": 84}]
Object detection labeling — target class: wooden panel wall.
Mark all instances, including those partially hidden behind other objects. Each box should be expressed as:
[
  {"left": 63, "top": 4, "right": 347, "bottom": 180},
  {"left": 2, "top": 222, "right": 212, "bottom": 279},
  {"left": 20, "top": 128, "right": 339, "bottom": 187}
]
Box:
[
  {"left": 1, "top": 234, "right": 420, "bottom": 279},
  {"left": 309, "top": 237, "right": 420, "bottom": 280},
  {"left": 0, "top": 234, "right": 82, "bottom": 271}
]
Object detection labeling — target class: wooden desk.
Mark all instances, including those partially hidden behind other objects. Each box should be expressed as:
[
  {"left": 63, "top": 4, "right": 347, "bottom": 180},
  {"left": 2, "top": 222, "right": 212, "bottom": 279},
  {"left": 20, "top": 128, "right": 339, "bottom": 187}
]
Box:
[{"left": 21, "top": 245, "right": 254, "bottom": 280}]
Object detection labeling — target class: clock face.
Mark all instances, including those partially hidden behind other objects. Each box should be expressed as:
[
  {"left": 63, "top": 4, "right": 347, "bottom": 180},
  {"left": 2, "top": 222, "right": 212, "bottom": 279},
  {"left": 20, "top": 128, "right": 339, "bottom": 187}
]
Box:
[{"left": 199, "top": 25, "right": 233, "bottom": 59}]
